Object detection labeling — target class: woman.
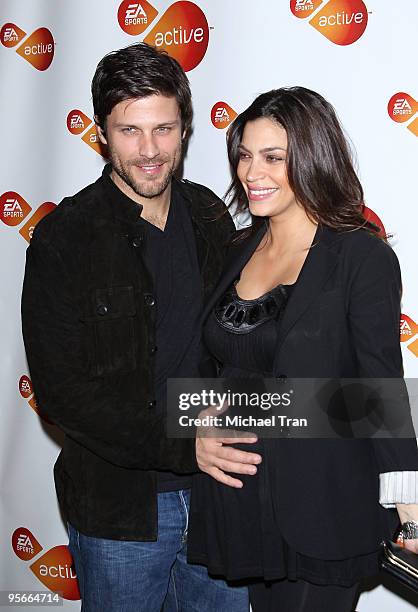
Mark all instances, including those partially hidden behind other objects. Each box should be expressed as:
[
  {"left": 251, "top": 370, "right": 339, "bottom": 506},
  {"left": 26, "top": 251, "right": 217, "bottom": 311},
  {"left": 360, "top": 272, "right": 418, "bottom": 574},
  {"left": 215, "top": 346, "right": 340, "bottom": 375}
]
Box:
[{"left": 187, "top": 87, "right": 418, "bottom": 611}]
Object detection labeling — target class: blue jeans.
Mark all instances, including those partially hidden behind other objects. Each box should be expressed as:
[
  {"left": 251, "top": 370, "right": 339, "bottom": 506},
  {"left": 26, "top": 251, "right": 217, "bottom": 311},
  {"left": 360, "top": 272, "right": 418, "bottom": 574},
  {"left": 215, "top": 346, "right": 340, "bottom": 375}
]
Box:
[{"left": 68, "top": 489, "right": 248, "bottom": 611}]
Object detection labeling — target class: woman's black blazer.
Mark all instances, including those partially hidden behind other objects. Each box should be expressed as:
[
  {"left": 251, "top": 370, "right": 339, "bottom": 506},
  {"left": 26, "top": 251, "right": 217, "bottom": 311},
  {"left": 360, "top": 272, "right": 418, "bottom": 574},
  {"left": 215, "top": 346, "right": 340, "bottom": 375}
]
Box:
[{"left": 199, "top": 223, "right": 418, "bottom": 560}]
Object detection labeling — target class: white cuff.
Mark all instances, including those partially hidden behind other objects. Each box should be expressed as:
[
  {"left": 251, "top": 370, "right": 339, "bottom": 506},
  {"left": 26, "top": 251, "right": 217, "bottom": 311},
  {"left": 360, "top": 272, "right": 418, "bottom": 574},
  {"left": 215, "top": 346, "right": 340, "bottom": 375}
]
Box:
[{"left": 379, "top": 471, "right": 418, "bottom": 508}]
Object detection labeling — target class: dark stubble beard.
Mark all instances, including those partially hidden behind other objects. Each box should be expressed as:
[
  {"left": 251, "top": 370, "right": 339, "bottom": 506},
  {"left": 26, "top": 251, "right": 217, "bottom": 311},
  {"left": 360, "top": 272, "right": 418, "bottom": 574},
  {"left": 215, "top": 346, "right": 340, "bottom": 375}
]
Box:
[{"left": 109, "top": 142, "right": 182, "bottom": 199}]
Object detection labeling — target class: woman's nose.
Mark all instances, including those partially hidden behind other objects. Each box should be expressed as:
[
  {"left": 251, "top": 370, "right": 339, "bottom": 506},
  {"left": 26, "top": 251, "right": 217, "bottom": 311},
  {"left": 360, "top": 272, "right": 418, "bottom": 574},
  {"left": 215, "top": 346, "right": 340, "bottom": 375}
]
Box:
[{"left": 245, "top": 159, "right": 264, "bottom": 183}]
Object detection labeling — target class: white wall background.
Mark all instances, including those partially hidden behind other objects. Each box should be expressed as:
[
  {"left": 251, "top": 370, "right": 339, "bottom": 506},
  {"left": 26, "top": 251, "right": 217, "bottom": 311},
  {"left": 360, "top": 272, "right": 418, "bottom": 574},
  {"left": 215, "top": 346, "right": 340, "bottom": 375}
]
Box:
[{"left": 1, "top": 0, "right": 417, "bottom": 609}]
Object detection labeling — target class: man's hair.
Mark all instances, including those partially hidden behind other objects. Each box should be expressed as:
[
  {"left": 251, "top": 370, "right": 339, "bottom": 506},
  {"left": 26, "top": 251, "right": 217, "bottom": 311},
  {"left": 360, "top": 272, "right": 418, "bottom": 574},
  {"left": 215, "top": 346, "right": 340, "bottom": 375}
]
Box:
[{"left": 92, "top": 42, "right": 193, "bottom": 137}]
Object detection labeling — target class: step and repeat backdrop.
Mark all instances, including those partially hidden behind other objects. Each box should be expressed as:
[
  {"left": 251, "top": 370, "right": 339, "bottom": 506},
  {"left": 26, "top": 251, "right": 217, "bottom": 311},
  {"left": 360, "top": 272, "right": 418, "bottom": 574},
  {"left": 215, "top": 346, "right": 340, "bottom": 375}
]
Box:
[{"left": 1, "top": 0, "right": 417, "bottom": 609}]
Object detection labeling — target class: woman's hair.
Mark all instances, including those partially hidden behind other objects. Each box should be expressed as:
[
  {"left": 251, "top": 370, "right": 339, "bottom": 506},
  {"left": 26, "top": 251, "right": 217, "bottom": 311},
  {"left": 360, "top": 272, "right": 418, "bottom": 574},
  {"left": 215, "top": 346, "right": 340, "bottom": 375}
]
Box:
[
  {"left": 226, "top": 86, "right": 380, "bottom": 238},
  {"left": 91, "top": 42, "right": 193, "bottom": 138}
]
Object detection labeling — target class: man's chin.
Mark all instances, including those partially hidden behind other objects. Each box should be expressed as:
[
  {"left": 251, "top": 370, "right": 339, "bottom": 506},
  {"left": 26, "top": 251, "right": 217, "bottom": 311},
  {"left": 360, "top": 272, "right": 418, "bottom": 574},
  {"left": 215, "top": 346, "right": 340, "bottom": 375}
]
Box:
[
  {"left": 132, "top": 180, "right": 170, "bottom": 199},
  {"left": 111, "top": 158, "right": 176, "bottom": 200},
  {"left": 136, "top": 189, "right": 165, "bottom": 199}
]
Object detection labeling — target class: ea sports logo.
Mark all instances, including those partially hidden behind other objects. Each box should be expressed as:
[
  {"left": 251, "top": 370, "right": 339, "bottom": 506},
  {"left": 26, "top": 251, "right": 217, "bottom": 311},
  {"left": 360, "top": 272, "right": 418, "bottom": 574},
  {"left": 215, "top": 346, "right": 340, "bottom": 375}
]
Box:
[
  {"left": 70, "top": 114, "right": 85, "bottom": 131},
  {"left": 3, "top": 199, "right": 23, "bottom": 217},
  {"left": 391, "top": 97, "right": 415, "bottom": 118},
  {"left": 19, "top": 375, "right": 33, "bottom": 399},
  {"left": 393, "top": 99, "right": 412, "bottom": 115},
  {"left": 291, "top": 0, "right": 323, "bottom": 18},
  {"left": 17, "top": 534, "right": 35, "bottom": 555},
  {"left": 3, "top": 26, "right": 19, "bottom": 43},
  {"left": 211, "top": 102, "right": 238, "bottom": 130},
  {"left": 1, "top": 23, "right": 54, "bottom": 70},
  {"left": 400, "top": 316, "right": 415, "bottom": 339},
  {"left": 215, "top": 108, "right": 229, "bottom": 122},
  {"left": 12, "top": 528, "right": 42, "bottom": 561},
  {"left": 0, "top": 192, "right": 31, "bottom": 226},
  {"left": 387, "top": 92, "right": 418, "bottom": 137},
  {"left": 67, "top": 110, "right": 92, "bottom": 135},
  {"left": 127, "top": 3, "right": 147, "bottom": 19},
  {"left": 295, "top": 0, "right": 314, "bottom": 9},
  {"left": 0, "top": 22, "right": 26, "bottom": 47},
  {"left": 291, "top": 0, "right": 369, "bottom": 46},
  {"left": 118, "top": 0, "right": 158, "bottom": 35},
  {"left": 400, "top": 314, "right": 418, "bottom": 357},
  {"left": 18, "top": 373, "right": 47, "bottom": 419}
]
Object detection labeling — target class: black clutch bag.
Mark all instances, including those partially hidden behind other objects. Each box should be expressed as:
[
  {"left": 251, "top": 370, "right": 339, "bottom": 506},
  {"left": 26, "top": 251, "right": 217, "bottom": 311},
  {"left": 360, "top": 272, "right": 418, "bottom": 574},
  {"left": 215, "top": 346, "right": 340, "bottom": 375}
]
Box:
[{"left": 380, "top": 540, "right": 418, "bottom": 593}]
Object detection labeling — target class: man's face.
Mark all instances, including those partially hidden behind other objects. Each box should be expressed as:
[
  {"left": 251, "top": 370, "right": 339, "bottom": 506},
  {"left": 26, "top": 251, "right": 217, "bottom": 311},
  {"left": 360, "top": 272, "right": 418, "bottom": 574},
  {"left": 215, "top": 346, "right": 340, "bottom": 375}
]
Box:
[{"left": 98, "top": 94, "right": 183, "bottom": 199}]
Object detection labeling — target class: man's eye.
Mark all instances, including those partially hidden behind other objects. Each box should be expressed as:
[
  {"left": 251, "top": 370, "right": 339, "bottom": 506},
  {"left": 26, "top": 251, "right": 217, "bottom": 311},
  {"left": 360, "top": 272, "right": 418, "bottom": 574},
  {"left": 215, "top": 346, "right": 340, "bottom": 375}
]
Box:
[
  {"left": 122, "top": 128, "right": 136, "bottom": 134},
  {"left": 156, "top": 127, "right": 171, "bottom": 133}
]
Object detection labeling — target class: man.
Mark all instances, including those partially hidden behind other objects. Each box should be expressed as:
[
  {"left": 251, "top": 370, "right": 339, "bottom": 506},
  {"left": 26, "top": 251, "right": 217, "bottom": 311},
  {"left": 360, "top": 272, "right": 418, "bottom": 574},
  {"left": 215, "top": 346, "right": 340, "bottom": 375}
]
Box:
[{"left": 21, "top": 43, "right": 250, "bottom": 611}]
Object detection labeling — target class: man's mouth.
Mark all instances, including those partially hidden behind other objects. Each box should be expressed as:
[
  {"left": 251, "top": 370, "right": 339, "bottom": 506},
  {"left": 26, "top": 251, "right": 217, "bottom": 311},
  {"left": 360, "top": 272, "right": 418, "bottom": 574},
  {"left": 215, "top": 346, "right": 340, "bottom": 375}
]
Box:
[{"left": 135, "top": 163, "right": 165, "bottom": 175}]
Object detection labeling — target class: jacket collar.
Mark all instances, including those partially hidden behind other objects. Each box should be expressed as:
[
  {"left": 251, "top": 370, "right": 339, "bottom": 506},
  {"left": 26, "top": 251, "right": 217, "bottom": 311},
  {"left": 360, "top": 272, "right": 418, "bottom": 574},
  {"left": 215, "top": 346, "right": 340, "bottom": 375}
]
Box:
[
  {"left": 98, "top": 163, "right": 144, "bottom": 226},
  {"left": 97, "top": 165, "right": 220, "bottom": 230}
]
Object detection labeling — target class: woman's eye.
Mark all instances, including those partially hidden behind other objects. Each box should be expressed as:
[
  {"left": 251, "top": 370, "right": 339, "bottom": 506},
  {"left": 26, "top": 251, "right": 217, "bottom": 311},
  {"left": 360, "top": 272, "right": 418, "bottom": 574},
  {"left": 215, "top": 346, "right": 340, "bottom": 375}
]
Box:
[
  {"left": 266, "top": 155, "right": 283, "bottom": 163},
  {"left": 239, "top": 152, "right": 250, "bottom": 160}
]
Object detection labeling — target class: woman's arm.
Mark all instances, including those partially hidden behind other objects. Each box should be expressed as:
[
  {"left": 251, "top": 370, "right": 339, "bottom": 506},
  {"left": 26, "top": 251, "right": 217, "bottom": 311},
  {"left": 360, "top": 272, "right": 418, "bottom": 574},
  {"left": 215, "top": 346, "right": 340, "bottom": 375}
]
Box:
[{"left": 347, "top": 236, "right": 418, "bottom": 550}]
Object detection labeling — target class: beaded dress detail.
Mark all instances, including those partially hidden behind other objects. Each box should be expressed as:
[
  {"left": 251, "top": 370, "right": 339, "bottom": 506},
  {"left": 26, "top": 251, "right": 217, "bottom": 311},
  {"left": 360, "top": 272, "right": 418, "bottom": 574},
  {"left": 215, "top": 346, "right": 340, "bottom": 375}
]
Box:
[{"left": 214, "top": 282, "right": 289, "bottom": 334}]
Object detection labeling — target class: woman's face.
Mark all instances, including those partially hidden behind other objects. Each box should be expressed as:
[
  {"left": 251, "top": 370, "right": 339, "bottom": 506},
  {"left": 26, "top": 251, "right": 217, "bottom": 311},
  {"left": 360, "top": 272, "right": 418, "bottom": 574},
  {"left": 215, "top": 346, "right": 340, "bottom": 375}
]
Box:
[{"left": 237, "top": 117, "right": 298, "bottom": 219}]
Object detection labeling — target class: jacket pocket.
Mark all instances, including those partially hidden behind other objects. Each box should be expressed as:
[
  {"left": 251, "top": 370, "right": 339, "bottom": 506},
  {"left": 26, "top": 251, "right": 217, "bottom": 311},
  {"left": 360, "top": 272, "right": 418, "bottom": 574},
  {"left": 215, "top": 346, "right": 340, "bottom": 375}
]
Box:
[{"left": 81, "top": 285, "right": 137, "bottom": 377}]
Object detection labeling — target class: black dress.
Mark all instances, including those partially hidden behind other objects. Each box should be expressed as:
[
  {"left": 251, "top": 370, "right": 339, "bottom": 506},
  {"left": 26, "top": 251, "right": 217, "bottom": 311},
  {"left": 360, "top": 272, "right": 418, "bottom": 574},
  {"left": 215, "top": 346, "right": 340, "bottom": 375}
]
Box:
[{"left": 187, "top": 281, "right": 380, "bottom": 586}]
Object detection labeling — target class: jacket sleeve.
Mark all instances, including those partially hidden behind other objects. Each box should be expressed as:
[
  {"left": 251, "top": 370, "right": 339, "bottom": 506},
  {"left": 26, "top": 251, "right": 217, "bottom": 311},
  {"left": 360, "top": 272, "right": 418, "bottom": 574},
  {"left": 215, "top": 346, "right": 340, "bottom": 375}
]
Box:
[
  {"left": 347, "top": 238, "right": 418, "bottom": 472},
  {"left": 21, "top": 234, "right": 198, "bottom": 472}
]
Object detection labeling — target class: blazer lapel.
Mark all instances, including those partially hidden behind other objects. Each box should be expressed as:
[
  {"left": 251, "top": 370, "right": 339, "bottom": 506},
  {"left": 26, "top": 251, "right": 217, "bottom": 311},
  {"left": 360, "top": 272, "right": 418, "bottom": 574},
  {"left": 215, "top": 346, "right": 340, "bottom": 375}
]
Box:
[
  {"left": 200, "top": 223, "right": 267, "bottom": 324},
  {"left": 273, "top": 225, "right": 339, "bottom": 372}
]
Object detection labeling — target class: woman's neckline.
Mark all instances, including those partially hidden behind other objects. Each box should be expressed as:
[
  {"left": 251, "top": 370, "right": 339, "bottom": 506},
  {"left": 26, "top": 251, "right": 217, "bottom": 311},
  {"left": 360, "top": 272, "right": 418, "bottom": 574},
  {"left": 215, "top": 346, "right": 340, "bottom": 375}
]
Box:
[{"left": 232, "top": 280, "right": 294, "bottom": 304}]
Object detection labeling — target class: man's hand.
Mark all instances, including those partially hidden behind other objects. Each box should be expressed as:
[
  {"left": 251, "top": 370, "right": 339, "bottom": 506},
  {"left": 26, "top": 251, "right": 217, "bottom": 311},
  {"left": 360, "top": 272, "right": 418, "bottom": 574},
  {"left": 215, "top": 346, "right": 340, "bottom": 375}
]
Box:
[
  {"left": 195, "top": 404, "right": 262, "bottom": 488},
  {"left": 196, "top": 434, "right": 262, "bottom": 488}
]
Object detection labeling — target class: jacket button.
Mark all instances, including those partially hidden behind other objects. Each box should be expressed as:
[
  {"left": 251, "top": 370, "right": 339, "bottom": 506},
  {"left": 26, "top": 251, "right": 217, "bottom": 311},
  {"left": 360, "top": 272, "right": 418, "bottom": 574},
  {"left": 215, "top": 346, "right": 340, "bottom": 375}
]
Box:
[
  {"left": 148, "top": 400, "right": 156, "bottom": 409},
  {"left": 150, "top": 345, "right": 158, "bottom": 354},
  {"left": 277, "top": 374, "right": 287, "bottom": 381},
  {"left": 144, "top": 294, "right": 156, "bottom": 306},
  {"left": 132, "top": 236, "right": 143, "bottom": 247},
  {"left": 97, "top": 304, "right": 108, "bottom": 316}
]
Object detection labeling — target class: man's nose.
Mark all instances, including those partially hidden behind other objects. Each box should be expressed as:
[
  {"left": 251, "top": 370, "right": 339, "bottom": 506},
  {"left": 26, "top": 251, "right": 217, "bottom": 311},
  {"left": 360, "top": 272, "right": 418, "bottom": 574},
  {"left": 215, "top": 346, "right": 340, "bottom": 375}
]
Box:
[{"left": 139, "top": 133, "right": 159, "bottom": 159}]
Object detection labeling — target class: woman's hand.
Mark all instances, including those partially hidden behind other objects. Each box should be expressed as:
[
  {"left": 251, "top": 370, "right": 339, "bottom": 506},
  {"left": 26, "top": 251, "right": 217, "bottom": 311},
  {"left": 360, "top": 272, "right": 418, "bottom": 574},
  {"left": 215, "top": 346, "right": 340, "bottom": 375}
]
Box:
[
  {"left": 195, "top": 405, "right": 262, "bottom": 488},
  {"left": 396, "top": 503, "right": 418, "bottom": 553},
  {"left": 403, "top": 539, "right": 418, "bottom": 554}
]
